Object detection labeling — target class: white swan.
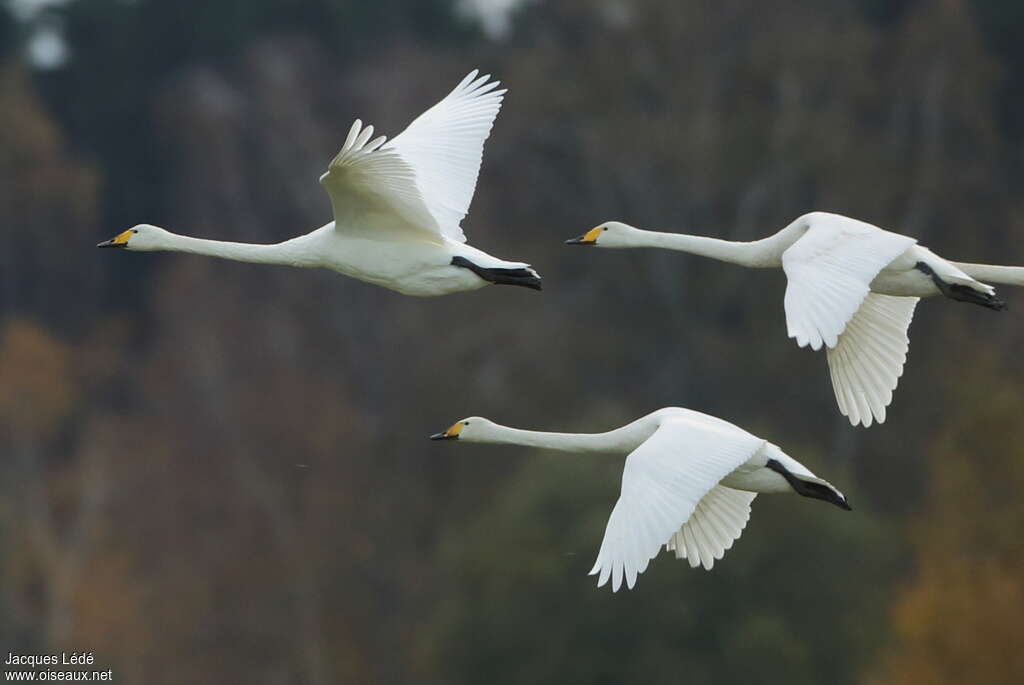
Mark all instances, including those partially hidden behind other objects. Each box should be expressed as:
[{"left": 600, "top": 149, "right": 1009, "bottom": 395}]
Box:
[
  {"left": 566, "top": 212, "right": 1024, "bottom": 427},
  {"left": 97, "top": 70, "right": 541, "bottom": 295},
  {"left": 430, "top": 407, "right": 849, "bottom": 591}
]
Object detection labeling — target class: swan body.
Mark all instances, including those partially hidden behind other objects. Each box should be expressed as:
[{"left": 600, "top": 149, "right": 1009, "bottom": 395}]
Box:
[
  {"left": 430, "top": 407, "right": 849, "bottom": 591},
  {"left": 567, "top": 212, "right": 1023, "bottom": 427},
  {"left": 97, "top": 71, "right": 542, "bottom": 296}
]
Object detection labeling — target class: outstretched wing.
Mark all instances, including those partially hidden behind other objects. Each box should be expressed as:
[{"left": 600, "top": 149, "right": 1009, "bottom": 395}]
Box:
[
  {"left": 826, "top": 293, "right": 918, "bottom": 427},
  {"left": 782, "top": 214, "right": 916, "bottom": 351},
  {"left": 665, "top": 486, "right": 757, "bottom": 571},
  {"left": 590, "top": 417, "right": 764, "bottom": 592},
  {"left": 385, "top": 70, "right": 505, "bottom": 242},
  {"left": 319, "top": 70, "right": 505, "bottom": 243},
  {"left": 320, "top": 120, "right": 440, "bottom": 240}
]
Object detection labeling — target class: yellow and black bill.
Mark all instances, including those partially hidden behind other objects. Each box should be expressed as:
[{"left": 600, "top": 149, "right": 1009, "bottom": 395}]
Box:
[
  {"left": 96, "top": 229, "right": 133, "bottom": 248},
  {"left": 429, "top": 421, "right": 465, "bottom": 441},
  {"left": 564, "top": 227, "right": 602, "bottom": 245}
]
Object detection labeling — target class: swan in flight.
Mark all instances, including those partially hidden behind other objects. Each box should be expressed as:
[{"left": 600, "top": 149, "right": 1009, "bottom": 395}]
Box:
[
  {"left": 97, "top": 70, "right": 541, "bottom": 295},
  {"left": 566, "top": 212, "right": 1024, "bottom": 427},
  {"left": 430, "top": 407, "right": 849, "bottom": 591}
]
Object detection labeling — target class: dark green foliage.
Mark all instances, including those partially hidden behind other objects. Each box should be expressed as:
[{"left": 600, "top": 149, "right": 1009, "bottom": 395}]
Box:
[{"left": 0, "top": 1, "right": 16, "bottom": 61}]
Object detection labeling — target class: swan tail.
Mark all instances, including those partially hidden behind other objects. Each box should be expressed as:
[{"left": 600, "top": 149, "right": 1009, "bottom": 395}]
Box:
[
  {"left": 915, "top": 261, "right": 1007, "bottom": 311},
  {"left": 450, "top": 256, "right": 542, "bottom": 291},
  {"left": 950, "top": 262, "right": 1024, "bottom": 288}
]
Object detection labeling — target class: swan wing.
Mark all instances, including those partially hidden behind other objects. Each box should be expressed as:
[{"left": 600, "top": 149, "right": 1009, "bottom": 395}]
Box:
[
  {"left": 782, "top": 215, "right": 916, "bottom": 350},
  {"left": 665, "top": 486, "right": 756, "bottom": 571},
  {"left": 319, "top": 119, "right": 443, "bottom": 241},
  {"left": 826, "top": 293, "right": 918, "bottom": 427},
  {"left": 383, "top": 69, "right": 506, "bottom": 243},
  {"left": 319, "top": 71, "right": 504, "bottom": 242},
  {"left": 590, "top": 418, "right": 763, "bottom": 591}
]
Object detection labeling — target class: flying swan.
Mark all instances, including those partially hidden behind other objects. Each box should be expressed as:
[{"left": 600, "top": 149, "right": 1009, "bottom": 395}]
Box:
[
  {"left": 430, "top": 407, "right": 849, "bottom": 591},
  {"left": 97, "top": 70, "right": 541, "bottom": 295},
  {"left": 566, "top": 212, "right": 1024, "bottom": 427}
]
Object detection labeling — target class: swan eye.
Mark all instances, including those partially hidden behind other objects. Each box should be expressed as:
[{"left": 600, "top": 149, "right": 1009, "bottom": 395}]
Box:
[
  {"left": 132, "top": 229, "right": 138, "bottom": 234},
  {"left": 603, "top": 227, "right": 608, "bottom": 231},
  {"left": 463, "top": 421, "right": 470, "bottom": 426}
]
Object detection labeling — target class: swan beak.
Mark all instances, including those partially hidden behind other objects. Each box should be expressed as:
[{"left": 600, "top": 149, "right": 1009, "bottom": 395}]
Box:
[
  {"left": 430, "top": 421, "right": 464, "bottom": 441},
  {"left": 565, "top": 227, "right": 602, "bottom": 245},
  {"left": 97, "top": 230, "right": 132, "bottom": 248}
]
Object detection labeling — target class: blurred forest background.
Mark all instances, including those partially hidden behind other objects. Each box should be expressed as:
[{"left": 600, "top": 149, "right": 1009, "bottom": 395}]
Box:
[{"left": 1, "top": 0, "right": 1023, "bottom": 682}]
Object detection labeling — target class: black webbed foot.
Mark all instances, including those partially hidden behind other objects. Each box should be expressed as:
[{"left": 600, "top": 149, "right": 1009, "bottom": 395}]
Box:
[{"left": 451, "top": 256, "right": 542, "bottom": 291}]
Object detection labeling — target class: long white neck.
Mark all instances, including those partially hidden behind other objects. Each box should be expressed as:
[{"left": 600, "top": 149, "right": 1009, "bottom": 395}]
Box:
[
  {"left": 473, "top": 422, "right": 645, "bottom": 455},
  {"left": 156, "top": 232, "right": 321, "bottom": 268},
  {"left": 950, "top": 262, "right": 1024, "bottom": 287},
  {"left": 620, "top": 221, "right": 806, "bottom": 268}
]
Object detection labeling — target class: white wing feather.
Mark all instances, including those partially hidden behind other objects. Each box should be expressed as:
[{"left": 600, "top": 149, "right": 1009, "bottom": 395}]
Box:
[
  {"left": 827, "top": 293, "right": 918, "bottom": 427},
  {"left": 665, "top": 486, "right": 756, "bottom": 571},
  {"left": 385, "top": 70, "right": 506, "bottom": 243},
  {"left": 320, "top": 119, "right": 441, "bottom": 240},
  {"left": 782, "top": 215, "right": 916, "bottom": 351},
  {"left": 589, "top": 419, "right": 764, "bottom": 592},
  {"left": 319, "top": 70, "right": 505, "bottom": 243}
]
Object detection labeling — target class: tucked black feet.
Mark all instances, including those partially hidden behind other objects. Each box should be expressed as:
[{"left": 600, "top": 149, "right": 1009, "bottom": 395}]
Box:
[
  {"left": 766, "top": 459, "right": 851, "bottom": 511},
  {"left": 948, "top": 284, "right": 1007, "bottom": 311},
  {"left": 451, "top": 256, "right": 543, "bottom": 291},
  {"left": 915, "top": 261, "right": 1007, "bottom": 311}
]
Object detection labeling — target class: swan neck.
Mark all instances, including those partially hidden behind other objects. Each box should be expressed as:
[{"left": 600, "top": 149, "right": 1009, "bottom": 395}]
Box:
[
  {"left": 160, "top": 232, "right": 319, "bottom": 267},
  {"left": 479, "top": 425, "right": 627, "bottom": 454},
  {"left": 628, "top": 229, "right": 788, "bottom": 267}
]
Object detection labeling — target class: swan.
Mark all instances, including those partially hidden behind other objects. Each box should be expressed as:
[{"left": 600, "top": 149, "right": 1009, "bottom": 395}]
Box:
[
  {"left": 566, "top": 212, "right": 1024, "bottom": 427},
  {"left": 430, "top": 407, "right": 850, "bottom": 591},
  {"left": 96, "top": 70, "right": 541, "bottom": 295}
]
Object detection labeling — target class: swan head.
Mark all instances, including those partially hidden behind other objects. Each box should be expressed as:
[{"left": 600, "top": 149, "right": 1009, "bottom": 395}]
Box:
[
  {"left": 429, "top": 417, "right": 494, "bottom": 442},
  {"left": 96, "top": 224, "right": 170, "bottom": 251},
  {"left": 565, "top": 221, "right": 637, "bottom": 248}
]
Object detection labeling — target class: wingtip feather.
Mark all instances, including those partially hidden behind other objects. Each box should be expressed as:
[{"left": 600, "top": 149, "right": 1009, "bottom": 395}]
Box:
[
  {"left": 343, "top": 119, "right": 362, "bottom": 150},
  {"left": 458, "top": 69, "right": 480, "bottom": 90}
]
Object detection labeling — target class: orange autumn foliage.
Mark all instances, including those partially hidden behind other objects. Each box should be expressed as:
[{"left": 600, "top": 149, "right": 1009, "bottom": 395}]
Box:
[{"left": 870, "top": 385, "right": 1024, "bottom": 684}]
